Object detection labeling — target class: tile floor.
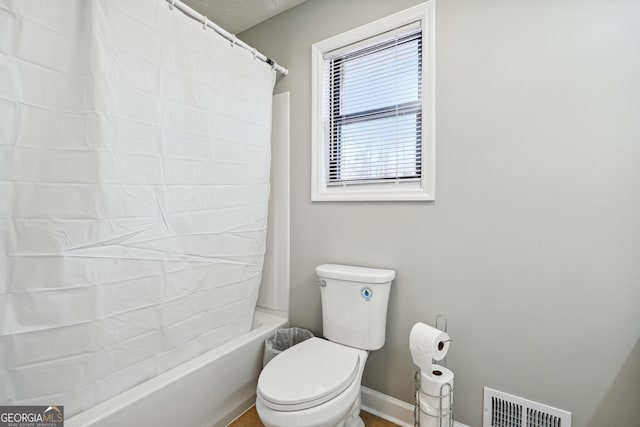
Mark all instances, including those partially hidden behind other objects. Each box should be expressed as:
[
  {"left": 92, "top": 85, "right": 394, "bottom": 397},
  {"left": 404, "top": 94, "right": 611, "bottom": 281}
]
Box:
[{"left": 229, "top": 405, "right": 400, "bottom": 427}]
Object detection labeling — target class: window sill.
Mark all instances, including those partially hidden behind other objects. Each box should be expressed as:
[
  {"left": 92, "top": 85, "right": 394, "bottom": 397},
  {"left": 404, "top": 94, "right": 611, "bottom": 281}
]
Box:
[{"left": 311, "top": 184, "right": 434, "bottom": 202}]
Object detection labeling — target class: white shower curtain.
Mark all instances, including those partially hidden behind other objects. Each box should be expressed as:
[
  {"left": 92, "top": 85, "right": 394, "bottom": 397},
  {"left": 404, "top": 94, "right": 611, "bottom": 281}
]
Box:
[{"left": 0, "top": 0, "right": 275, "bottom": 416}]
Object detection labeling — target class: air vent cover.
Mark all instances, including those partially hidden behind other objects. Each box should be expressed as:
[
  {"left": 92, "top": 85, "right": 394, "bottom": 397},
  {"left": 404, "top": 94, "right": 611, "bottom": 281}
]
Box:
[{"left": 483, "top": 387, "right": 571, "bottom": 427}]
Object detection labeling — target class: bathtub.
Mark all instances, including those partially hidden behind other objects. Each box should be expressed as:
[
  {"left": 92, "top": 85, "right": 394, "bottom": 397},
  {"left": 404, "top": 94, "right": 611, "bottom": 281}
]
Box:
[{"left": 66, "top": 308, "right": 287, "bottom": 427}]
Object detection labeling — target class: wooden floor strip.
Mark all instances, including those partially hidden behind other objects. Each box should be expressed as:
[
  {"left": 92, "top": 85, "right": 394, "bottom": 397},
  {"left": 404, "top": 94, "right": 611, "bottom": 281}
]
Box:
[{"left": 228, "top": 405, "right": 400, "bottom": 426}]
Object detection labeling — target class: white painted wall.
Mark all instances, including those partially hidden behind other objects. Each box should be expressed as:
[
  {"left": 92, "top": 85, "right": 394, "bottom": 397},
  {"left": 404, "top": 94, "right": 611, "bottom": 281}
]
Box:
[{"left": 241, "top": 1, "right": 640, "bottom": 426}]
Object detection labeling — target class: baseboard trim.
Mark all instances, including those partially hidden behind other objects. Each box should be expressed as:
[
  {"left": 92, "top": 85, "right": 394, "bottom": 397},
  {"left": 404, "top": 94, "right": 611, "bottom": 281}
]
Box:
[
  {"left": 360, "top": 386, "right": 471, "bottom": 427},
  {"left": 361, "top": 386, "right": 414, "bottom": 426},
  {"left": 222, "top": 396, "right": 257, "bottom": 427}
]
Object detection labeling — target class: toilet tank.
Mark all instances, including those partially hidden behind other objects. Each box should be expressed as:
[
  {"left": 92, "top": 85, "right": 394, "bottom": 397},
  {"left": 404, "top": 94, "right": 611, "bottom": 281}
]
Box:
[{"left": 316, "top": 264, "right": 395, "bottom": 351}]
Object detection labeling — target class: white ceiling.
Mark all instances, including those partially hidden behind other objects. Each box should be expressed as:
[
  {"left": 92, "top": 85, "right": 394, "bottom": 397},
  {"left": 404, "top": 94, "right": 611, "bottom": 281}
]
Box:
[{"left": 181, "top": 0, "right": 307, "bottom": 34}]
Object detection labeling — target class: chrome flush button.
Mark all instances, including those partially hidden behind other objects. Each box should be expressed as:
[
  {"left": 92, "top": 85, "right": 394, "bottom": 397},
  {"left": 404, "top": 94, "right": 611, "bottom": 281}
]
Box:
[{"left": 360, "top": 286, "right": 373, "bottom": 301}]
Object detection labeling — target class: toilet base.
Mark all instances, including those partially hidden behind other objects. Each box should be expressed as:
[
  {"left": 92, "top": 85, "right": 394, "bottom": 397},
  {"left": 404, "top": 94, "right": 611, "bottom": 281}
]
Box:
[
  {"left": 342, "top": 395, "right": 363, "bottom": 427},
  {"left": 345, "top": 416, "right": 364, "bottom": 427}
]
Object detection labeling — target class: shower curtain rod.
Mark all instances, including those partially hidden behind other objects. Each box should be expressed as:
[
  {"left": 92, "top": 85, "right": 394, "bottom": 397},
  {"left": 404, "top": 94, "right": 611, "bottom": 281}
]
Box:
[{"left": 166, "top": 0, "right": 289, "bottom": 76}]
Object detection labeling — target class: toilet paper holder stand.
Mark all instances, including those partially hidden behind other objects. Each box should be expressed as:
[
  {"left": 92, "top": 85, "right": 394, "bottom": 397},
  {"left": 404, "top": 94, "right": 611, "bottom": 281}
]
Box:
[
  {"left": 435, "top": 314, "right": 447, "bottom": 333},
  {"left": 435, "top": 314, "right": 450, "bottom": 366},
  {"left": 414, "top": 314, "right": 454, "bottom": 427}
]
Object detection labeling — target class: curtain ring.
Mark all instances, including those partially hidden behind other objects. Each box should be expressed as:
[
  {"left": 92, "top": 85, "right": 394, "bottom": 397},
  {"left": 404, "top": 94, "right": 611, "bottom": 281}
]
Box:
[
  {"left": 169, "top": 0, "right": 176, "bottom": 10},
  {"left": 271, "top": 61, "right": 278, "bottom": 71},
  {"left": 252, "top": 48, "right": 257, "bottom": 60},
  {"left": 202, "top": 16, "right": 208, "bottom": 30},
  {"left": 230, "top": 34, "right": 236, "bottom": 47}
]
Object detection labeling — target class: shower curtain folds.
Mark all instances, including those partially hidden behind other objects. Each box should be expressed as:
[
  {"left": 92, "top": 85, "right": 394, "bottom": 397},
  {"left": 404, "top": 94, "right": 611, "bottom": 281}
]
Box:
[{"left": 0, "top": 0, "right": 276, "bottom": 417}]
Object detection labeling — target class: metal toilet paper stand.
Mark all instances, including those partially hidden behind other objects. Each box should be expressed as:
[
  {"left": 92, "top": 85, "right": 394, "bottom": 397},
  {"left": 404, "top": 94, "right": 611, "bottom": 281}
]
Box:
[{"left": 414, "top": 315, "right": 454, "bottom": 427}]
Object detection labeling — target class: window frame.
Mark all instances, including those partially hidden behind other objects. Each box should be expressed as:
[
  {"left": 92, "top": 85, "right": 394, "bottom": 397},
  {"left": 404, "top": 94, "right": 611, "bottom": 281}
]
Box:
[{"left": 311, "top": 2, "right": 436, "bottom": 202}]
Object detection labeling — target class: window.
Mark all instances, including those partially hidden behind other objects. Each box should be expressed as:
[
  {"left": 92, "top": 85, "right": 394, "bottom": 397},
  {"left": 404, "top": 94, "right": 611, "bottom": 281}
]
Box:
[{"left": 311, "top": 3, "right": 435, "bottom": 201}]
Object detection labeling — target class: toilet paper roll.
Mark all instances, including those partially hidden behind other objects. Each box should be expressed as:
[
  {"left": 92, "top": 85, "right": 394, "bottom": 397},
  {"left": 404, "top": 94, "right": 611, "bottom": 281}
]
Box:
[
  {"left": 420, "top": 365, "right": 454, "bottom": 397},
  {"left": 419, "top": 390, "right": 452, "bottom": 412},
  {"left": 410, "top": 322, "right": 450, "bottom": 372},
  {"left": 418, "top": 364, "right": 454, "bottom": 426},
  {"left": 419, "top": 409, "right": 451, "bottom": 427}
]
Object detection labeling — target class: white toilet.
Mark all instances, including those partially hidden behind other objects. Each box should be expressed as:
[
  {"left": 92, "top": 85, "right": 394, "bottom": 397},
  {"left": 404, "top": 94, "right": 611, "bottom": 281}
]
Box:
[{"left": 256, "top": 264, "right": 395, "bottom": 427}]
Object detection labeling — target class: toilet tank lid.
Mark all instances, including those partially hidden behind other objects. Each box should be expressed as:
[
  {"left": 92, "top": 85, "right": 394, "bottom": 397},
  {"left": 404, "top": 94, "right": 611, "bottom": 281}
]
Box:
[{"left": 316, "top": 264, "right": 395, "bottom": 283}]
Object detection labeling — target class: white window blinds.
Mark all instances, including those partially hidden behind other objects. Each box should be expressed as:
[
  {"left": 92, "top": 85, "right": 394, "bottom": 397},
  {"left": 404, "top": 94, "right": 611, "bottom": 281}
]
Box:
[{"left": 323, "top": 23, "right": 423, "bottom": 186}]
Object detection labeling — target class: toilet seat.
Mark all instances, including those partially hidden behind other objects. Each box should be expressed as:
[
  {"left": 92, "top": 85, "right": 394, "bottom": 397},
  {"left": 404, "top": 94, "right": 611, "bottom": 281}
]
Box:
[{"left": 257, "top": 337, "right": 361, "bottom": 411}]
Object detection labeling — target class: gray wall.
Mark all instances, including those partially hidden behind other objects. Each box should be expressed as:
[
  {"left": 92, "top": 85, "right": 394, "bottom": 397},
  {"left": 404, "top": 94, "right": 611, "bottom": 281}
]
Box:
[{"left": 240, "top": 1, "right": 640, "bottom": 426}]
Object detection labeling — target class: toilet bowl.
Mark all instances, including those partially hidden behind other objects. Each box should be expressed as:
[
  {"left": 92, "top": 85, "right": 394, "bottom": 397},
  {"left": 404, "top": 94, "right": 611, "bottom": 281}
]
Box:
[
  {"left": 256, "top": 337, "right": 368, "bottom": 427},
  {"left": 256, "top": 264, "right": 395, "bottom": 427}
]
